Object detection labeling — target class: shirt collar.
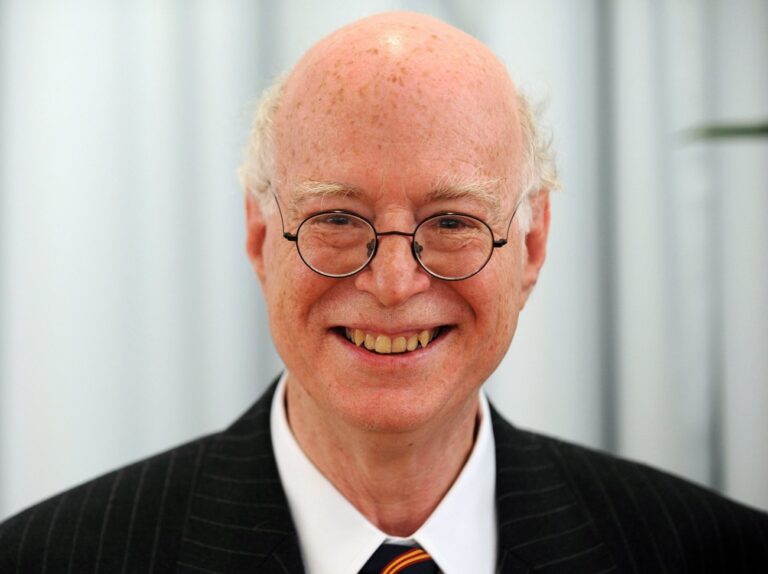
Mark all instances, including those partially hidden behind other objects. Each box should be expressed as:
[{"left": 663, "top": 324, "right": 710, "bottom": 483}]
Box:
[{"left": 271, "top": 372, "right": 497, "bottom": 574}]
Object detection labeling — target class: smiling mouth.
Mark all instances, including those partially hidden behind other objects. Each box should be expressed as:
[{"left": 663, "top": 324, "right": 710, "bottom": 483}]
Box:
[{"left": 338, "top": 327, "right": 445, "bottom": 355}]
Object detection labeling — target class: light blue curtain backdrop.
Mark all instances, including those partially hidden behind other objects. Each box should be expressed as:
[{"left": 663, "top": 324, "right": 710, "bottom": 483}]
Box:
[{"left": 2, "top": 0, "right": 767, "bottom": 520}]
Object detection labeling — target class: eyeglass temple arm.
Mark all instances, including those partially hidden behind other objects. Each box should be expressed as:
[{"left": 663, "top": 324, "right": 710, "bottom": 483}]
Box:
[
  {"left": 493, "top": 194, "right": 526, "bottom": 249},
  {"left": 268, "top": 186, "right": 299, "bottom": 242}
]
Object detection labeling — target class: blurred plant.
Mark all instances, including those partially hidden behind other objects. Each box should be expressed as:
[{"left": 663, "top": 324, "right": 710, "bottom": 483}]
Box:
[{"left": 688, "top": 121, "right": 768, "bottom": 139}]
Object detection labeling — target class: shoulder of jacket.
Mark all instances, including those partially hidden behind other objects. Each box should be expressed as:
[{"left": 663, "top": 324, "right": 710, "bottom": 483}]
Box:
[{"left": 0, "top": 433, "right": 216, "bottom": 569}]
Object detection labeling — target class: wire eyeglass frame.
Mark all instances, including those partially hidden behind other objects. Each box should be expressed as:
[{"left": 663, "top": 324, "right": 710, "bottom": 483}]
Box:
[{"left": 271, "top": 189, "right": 523, "bottom": 281}]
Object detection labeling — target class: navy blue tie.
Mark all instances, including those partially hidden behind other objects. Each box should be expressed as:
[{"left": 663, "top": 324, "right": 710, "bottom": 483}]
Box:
[{"left": 359, "top": 544, "right": 439, "bottom": 573}]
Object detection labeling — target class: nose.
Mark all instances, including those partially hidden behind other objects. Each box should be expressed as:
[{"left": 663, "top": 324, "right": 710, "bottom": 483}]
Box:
[{"left": 353, "top": 233, "right": 431, "bottom": 306}]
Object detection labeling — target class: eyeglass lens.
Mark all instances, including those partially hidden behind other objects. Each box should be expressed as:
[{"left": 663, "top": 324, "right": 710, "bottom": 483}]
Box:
[{"left": 295, "top": 212, "right": 494, "bottom": 279}]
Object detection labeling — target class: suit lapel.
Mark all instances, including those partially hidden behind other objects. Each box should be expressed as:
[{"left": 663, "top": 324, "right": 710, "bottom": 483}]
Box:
[
  {"left": 175, "top": 384, "right": 618, "bottom": 573},
  {"left": 491, "top": 408, "right": 617, "bottom": 573},
  {"left": 177, "top": 381, "right": 305, "bottom": 574}
]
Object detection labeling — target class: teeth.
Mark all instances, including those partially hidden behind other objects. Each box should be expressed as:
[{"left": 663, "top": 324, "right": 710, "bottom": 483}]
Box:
[
  {"left": 375, "top": 335, "right": 392, "bottom": 354},
  {"left": 364, "top": 334, "right": 376, "bottom": 350},
  {"left": 343, "top": 327, "right": 441, "bottom": 354}
]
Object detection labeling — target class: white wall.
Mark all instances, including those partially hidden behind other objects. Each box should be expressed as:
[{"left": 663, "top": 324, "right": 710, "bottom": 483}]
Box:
[{"left": 612, "top": 0, "right": 768, "bottom": 508}]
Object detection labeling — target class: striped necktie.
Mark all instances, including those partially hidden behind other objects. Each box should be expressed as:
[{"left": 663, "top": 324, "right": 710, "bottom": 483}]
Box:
[{"left": 359, "top": 544, "right": 439, "bottom": 573}]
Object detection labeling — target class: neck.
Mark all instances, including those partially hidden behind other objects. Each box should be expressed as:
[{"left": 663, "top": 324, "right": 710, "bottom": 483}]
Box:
[{"left": 285, "top": 377, "right": 479, "bottom": 536}]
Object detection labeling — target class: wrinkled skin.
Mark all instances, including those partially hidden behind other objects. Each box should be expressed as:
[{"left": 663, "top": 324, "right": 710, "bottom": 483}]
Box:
[{"left": 245, "top": 12, "right": 550, "bottom": 534}]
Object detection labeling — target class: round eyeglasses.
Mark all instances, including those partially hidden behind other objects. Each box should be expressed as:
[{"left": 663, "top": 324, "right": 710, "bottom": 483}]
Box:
[{"left": 274, "top": 197, "right": 521, "bottom": 281}]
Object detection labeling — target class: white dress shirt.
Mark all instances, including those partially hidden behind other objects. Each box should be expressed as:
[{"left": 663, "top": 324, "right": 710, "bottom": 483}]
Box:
[{"left": 271, "top": 372, "right": 497, "bottom": 574}]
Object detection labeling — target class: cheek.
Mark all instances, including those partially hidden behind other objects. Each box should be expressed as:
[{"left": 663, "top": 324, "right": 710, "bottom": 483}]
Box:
[
  {"left": 476, "top": 290, "right": 520, "bottom": 372},
  {"left": 263, "top": 234, "right": 333, "bottom": 332},
  {"left": 475, "top": 258, "right": 524, "bottom": 346},
  {"left": 262, "top": 233, "right": 305, "bottom": 328}
]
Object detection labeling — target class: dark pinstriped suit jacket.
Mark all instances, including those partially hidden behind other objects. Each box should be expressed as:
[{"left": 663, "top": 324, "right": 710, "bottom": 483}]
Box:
[{"left": 2, "top": 381, "right": 767, "bottom": 573}]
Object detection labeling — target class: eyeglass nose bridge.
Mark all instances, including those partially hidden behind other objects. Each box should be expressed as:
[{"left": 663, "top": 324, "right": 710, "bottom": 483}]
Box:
[{"left": 365, "top": 229, "right": 424, "bottom": 265}]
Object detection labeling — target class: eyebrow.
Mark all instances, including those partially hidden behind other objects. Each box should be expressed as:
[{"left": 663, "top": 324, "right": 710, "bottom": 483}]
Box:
[
  {"left": 288, "top": 177, "right": 504, "bottom": 223},
  {"left": 288, "top": 181, "right": 363, "bottom": 217},
  {"left": 425, "top": 177, "right": 503, "bottom": 219},
  {"left": 291, "top": 179, "right": 363, "bottom": 206}
]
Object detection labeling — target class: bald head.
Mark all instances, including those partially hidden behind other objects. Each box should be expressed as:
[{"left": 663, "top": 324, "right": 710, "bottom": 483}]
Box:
[
  {"left": 239, "top": 12, "right": 556, "bottom": 224},
  {"left": 281, "top": 11, "right": 516, "bottom": 126},
  {"left": 275, "top": 13, "right": 519, "bottom": 195}
]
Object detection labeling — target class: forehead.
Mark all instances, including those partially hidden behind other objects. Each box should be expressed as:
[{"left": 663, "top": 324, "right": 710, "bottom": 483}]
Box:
[{"left": 274, "top": 21, "right": 522, "bottom": 209}]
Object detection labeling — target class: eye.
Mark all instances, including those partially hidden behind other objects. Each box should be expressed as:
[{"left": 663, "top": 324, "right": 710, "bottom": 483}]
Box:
[
  {"left": 432, "top": 215, "right": 482, "bottom": 231},
  {"left": 324, "top": 214, "right": 351, "bottom": 225},
  {"left": 437, "top": 217, "right": 465, "bottom": 229},
  {"left": 418, "top": 214, "right": 488, "bottom": 244},
  {"left": 303, "top": 212, "right": 370, "bottom": 236}
]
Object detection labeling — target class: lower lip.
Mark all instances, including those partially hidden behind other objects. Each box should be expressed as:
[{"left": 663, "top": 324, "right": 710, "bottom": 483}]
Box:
[{"left": 332, "top": 328, "right": 450, "bottom": 365}]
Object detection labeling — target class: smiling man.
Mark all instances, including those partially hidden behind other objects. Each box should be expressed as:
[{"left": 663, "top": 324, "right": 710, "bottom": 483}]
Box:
[
  {"left": 2, "top": 11, "right": 767, "bottom": 574},
  {"left": 241, "top": 12, "right": 547, "bottom": 570}
]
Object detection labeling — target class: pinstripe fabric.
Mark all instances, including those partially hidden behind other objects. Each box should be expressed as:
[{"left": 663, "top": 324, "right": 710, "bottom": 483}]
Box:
[
  {"left": 492, "top": 409, "right": 768, "bottom": 573},
  {"left": 2, "top": 381, "right": 767, "bottom": 573},
  {"left": 0, "top": 438, "right": 205, "bottom": 573}
]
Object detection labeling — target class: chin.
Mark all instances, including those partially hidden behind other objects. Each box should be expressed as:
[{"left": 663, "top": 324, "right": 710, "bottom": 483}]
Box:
[
  {"left": 327, "top": 379, "right": 470, "bottom": 435},
  {"left": 341, "top": 405, "right": 441, "bottom": 435}
]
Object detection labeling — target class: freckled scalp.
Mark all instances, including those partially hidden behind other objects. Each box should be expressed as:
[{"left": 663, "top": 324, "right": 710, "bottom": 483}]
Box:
[{"left": 274, "top": 11, "right": 521, "bottom": 172}]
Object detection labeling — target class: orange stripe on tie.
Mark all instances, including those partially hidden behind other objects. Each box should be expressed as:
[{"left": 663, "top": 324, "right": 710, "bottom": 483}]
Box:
[
  {"left": 381, "top": 548, "right": 431, "bottom": 574},
  {"left": 389, "top": 554, "right": 432, "bottom": 573}
]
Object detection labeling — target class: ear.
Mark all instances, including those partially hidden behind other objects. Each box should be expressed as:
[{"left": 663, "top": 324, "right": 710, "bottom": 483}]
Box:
[
  {"left": 244, "top": 191, "right": 268, "bottom": 284},
  {"left": 520, "top": 190, "right": 551, "bottom": 302}
]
